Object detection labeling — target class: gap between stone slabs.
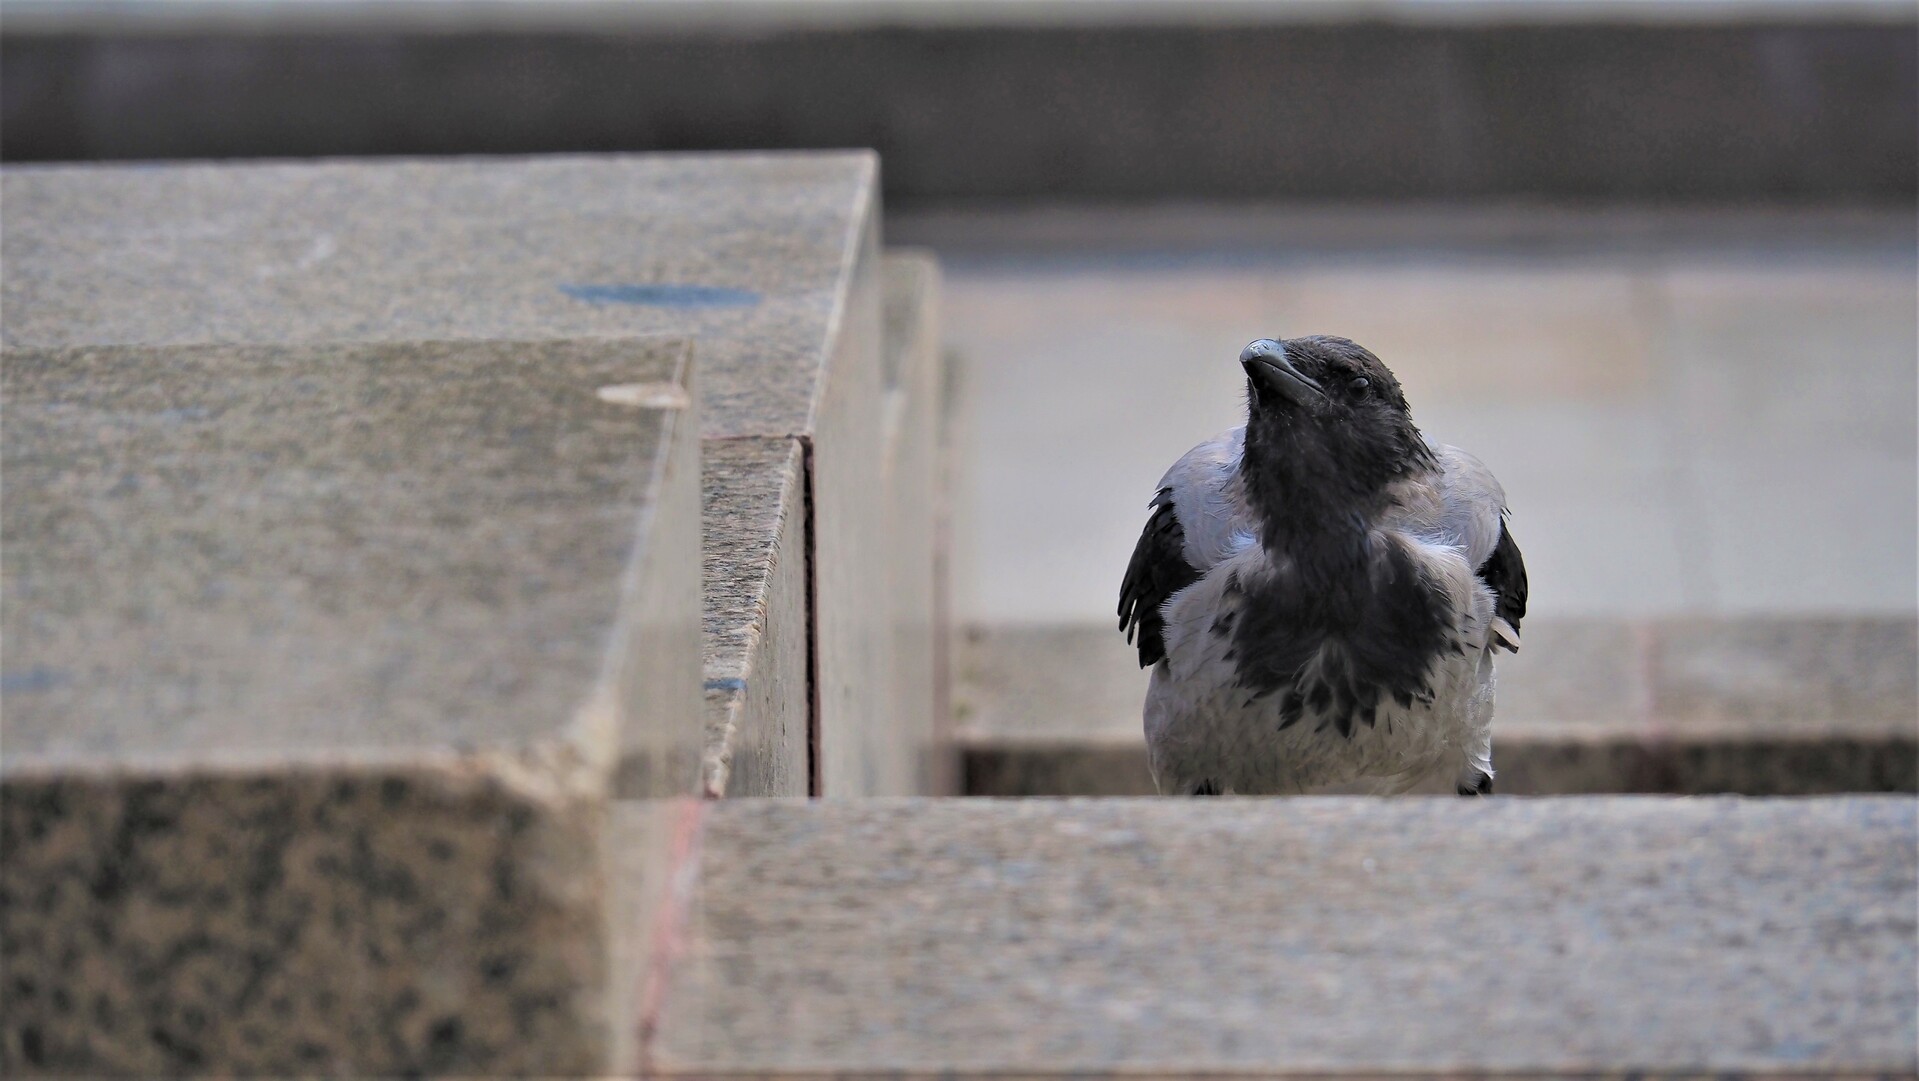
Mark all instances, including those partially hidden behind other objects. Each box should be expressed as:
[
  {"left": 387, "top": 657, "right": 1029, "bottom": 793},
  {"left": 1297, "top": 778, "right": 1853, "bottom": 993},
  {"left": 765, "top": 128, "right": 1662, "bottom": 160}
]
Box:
[{"left": 697, "top": 250, "right": 949, "bottom": 799}]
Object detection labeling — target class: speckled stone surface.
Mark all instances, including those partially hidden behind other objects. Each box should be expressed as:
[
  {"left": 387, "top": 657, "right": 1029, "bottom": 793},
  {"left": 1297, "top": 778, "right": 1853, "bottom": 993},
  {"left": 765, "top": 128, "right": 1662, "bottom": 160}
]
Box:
[
  {"left": 0, "top": 338, "right": 702, "bottom": 1074},
  {"left": 650, "top": 797, "right": 1918, "bottom": 1076},
  {"left": 606, "top": 796, "right": 705, "bottom": 1077},
  {"left": 4, "top": 771, "right": 610, "bottom": 1075},
  {"left": 3, "top": 339, "right": 700, "bottom": 788},
  {"left": 0, "top": 154, "right": 874, "bottom": 444},
  {"left": 700, "top": 436, "right": 810, "bottom": 798},
  {"left": 955, "top": 619, "right": 1918, "bottom": 795},
  {"left": 696, "top": 252, "right": 947, "bottom": 798},
  {"left": 695, "top": 253, "right": 947, "bottom": 798},
  {"left": 2, "top": 152, "right": 937, "bottom": 799}
]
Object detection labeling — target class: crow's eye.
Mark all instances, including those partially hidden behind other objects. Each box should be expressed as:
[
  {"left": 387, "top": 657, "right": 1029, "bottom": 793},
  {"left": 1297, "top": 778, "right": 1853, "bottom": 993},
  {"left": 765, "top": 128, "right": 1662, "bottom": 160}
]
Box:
[{"left": 1348, "top": 376, "right": 1370, "bottom": 394}]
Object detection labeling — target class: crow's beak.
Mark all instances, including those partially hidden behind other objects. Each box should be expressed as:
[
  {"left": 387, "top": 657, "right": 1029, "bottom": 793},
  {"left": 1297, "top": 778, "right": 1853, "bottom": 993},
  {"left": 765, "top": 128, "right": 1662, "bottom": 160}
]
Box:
[{"left": 1240, "top": 339, "right": 1323, "bottom": 406}]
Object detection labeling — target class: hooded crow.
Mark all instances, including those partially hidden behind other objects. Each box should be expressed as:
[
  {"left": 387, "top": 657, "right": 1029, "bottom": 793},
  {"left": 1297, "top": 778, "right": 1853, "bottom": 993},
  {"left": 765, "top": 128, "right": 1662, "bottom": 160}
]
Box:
[{"left": 1118, "top": 336, "right": 1527, "bottom": 796}]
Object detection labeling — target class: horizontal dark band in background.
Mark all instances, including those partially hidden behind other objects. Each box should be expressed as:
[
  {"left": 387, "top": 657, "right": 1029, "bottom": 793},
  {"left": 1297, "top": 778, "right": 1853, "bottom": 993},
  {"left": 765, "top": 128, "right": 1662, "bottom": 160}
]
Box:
[
  {"left": 4, "top": 21, "right": 1914, "bottom": 203},
  {"left": 960, "top": 735, "right": 1919, "bottom": 796}
]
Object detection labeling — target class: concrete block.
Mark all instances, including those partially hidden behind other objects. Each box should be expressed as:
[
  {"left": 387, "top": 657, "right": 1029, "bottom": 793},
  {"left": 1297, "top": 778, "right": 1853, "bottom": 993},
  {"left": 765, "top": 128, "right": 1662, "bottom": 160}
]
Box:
[
  {"left": 1, "top": 152, "right": 934, "bottom": 797},
  {"left": 805, "top": 225, "right": 889, "bottom": 796},
  {"left": 877, "top": 250, "right": 949, "bottom": 794},
  {"left": 0, "top": 337, "right": 702, "bottom": 1074},
  {"left": 697, "top": 252, "right": 948, "bottom": 798},
  {"left": 651, "top": 797, "right": 1917, "bottom": 1076},
  {"left": 701, "top": 436, "right": 810, "bottom": 798},
  {"left": 0, "top": 154, "right": 873, "bottom": 448},
  {"left": 1499, "top": 616, "right": 1919, "bottom": 795},
  {"left": 1650, "top": 617, "right": 1917, "bottom": 735},
  {"left": 956, "top": 619, "right": 1918, "bottom": 796}
]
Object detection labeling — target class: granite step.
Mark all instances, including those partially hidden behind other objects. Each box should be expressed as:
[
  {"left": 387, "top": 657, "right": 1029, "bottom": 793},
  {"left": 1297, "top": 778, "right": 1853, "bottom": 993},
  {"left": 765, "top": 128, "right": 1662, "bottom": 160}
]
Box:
[
  {"left": 956, "top": 619, "right": 1919, "bottom": 796},
  {"left": 643, "top": 795, "right": 1918, "bottom": 1077},
  {"left": 1, "top": 337, "right": 701, "bottom": 1076},
  {"left": 699, "top": 249, "right": 947, "bottom": 797},
  {"left": 0, "top": 152, "right": 937, "bottom": 1075},
  {"left": 700, "top": 435, "right": 811, "bottom": 797},
  {"left": 0, "top": 151, "right": 933, "bottom": 798}
]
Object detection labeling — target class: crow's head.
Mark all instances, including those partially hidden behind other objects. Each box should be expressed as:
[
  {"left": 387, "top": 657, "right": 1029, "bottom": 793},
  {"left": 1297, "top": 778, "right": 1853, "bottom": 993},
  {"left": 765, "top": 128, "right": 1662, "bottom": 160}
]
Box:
[{"left": 1239, "top": 336, "right": 1435, "bottom": 516}]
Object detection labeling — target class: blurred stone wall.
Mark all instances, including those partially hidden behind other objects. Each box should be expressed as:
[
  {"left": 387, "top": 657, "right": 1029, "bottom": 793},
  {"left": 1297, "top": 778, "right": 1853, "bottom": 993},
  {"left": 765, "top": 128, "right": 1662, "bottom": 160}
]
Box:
[{"left": 4, "top": 17, "right": 1914, "bottom": 203}]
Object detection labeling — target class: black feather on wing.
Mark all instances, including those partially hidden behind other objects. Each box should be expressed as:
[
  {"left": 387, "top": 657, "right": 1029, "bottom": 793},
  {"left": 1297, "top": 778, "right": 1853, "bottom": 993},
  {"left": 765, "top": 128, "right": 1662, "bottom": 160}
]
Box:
[
  {"left": 1118, "top": 489, "right": 1203, "bottom": 668},
  {"left": 1477, "top": 516, "right": 1528, "bottom": 643}
]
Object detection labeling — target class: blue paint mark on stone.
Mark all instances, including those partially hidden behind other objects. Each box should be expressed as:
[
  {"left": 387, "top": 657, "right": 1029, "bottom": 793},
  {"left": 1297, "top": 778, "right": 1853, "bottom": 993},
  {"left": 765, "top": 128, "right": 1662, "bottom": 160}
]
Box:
[
  {"left": 2, "top": 667, "right": 69, "bottom": 694},
  {"left": 704, "top": 677, "right": 748, "bottom": 692},
  {"left": 560, "top": 283, "right": 761, "bottom": 309}
]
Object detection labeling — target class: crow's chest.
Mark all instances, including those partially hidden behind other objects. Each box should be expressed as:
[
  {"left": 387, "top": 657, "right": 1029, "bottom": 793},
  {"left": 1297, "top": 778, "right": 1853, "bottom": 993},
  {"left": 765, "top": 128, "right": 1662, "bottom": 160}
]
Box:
[
  {"left": 1203, "top": 552, "right": 1461, "bottom": 739},
  {"left": 1146, "top": 607, "right": 1482, "bottom": 794}
]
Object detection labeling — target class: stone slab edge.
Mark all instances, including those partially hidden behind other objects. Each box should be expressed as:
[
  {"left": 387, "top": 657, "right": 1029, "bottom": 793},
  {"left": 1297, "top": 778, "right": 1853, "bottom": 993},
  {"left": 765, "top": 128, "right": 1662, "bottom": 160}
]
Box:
[
  {"left": 881, "top": 249, "right": 951, "bottom": 795},
  {"left": 810, "top": 191, "right": 889, "bottom": 795},
  {"left": 2, "top": 340, "right": 704, "bottom": 1075},
  {"left": 649, "top": 796, "right": 1917, "bottom": 1076},
  {"left": 695, "top": 250, "right": 948, "bottom": 798},
  {"left": 699, "top": 436, "right": 810, "bottom": 798},
  {"left": 612, "top": 338, "right": 707, "bottom": 800}
]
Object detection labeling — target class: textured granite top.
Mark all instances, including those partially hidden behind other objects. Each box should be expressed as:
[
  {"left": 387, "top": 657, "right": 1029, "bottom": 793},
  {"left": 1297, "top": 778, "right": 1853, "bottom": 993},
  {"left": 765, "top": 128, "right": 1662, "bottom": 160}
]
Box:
[
  {"left": 655, "top": 796, "right": 1918, "bottom": 1075},
  {"left": 0, "top": 153, "right": 876, "bottom": 440},
  {"left": 2, "top": 337, "right": 693, "bottom": 775}
]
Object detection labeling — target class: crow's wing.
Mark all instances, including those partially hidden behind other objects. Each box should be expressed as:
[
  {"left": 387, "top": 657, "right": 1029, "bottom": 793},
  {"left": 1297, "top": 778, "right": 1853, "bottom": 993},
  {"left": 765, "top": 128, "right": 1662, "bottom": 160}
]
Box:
[
  {"left": 1119, "top": 430, "right": 1248, "bottom": 668},
  {"left": 1478, "top": 517, "right": 1528, "bottom": 649},
  {"left": 1417, "top": 443, "right": 1527, "bottom": 651},
  {"left": 1118, "top": 489, "right": 1201, "bottom": 668}
]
